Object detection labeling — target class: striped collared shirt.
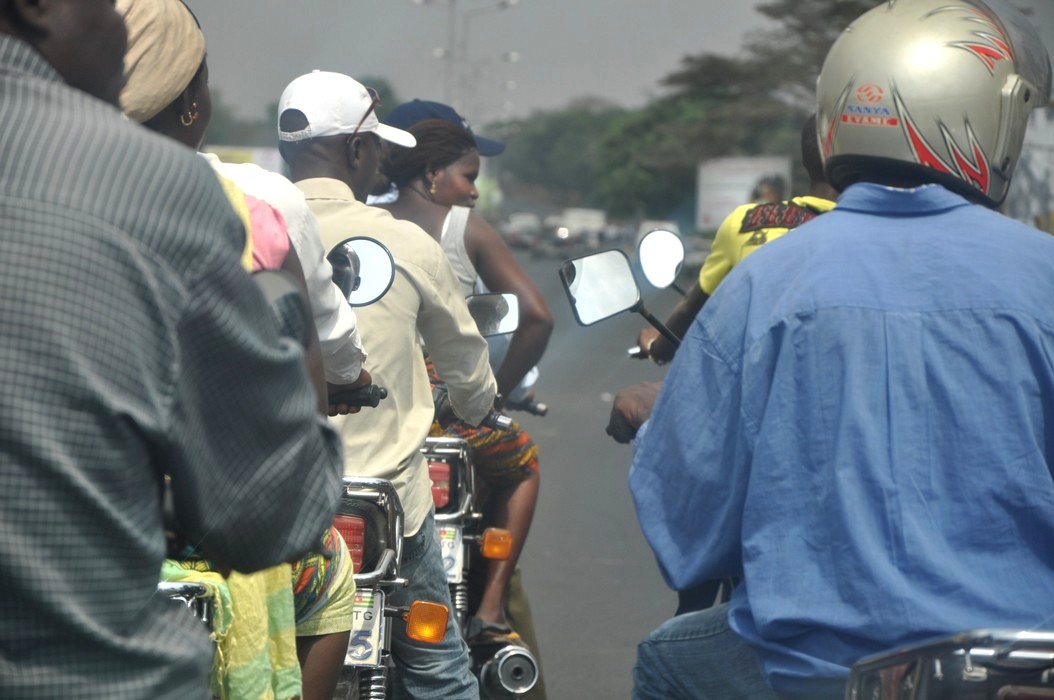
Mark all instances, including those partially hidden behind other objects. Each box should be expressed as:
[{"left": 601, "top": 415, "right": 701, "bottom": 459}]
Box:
[{"left": 0, "top": 36, "right": 342, "bottom": 699}]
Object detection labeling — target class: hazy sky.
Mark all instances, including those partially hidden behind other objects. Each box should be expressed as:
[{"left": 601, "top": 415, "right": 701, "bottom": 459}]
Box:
[
  {"left": 186, "top": 0, "right": 1053, "bottom": 126},
  {"left": 185, "top": 0, "right": 769, "bottom": 123}
]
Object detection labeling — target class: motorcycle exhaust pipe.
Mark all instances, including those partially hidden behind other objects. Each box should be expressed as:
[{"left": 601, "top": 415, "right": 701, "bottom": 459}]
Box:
[{"left": 478, "top": 644, "right": 539, "bottom": 698}]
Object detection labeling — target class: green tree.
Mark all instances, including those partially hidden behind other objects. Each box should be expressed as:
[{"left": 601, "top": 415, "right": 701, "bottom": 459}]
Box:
[
  {"left": 656, "top": 1, "right": 881, "bottom": 159},
  {"left": 488, "top": 98, "right": 624, "bottom": 209},
  {"left": 490, "top": 0, "right": 883, "bottom": 220},
  {"left": 592, "top": 99, "right": 705, "bottom": 218},
  {"left": 747, "top": 0, "right": 882, "bottom": 109}
]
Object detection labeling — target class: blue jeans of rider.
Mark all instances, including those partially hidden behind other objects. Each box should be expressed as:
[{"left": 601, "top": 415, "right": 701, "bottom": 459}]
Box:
[
  {"left": 390, "top": 512, "right": 478, "bottom": 700},
  {"left": 634, "top": 603, "right": 801, "bottom": 700}
]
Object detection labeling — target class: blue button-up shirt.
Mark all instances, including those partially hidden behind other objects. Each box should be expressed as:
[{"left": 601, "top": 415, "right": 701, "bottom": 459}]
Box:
[{"left": 630, "top": 183, "right": 1054, "bottom": 695}]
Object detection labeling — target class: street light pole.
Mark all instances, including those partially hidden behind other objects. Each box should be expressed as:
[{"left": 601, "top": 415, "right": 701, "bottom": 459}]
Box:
[
  {"left": 445, "top": 0, "right": 457, "bottom": 102},
  {"left": 413, "top": 0, "right": 520, "bottom": 113},
  {"left": 456, "top": 0, "right": 519, "bottom": 115},
  {"left": 463, "top": 51, "right": 520, "bottom": 121}
]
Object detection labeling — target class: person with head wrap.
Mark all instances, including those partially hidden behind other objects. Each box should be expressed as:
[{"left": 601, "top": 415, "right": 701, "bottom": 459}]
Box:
[
  {"left": 119, "top": 2, "right": 363, "bottom": 698},
  {"left": 0, "top": 1, "right": 344, "bottom": 698},
  {"left": 118, "top": 0, "right": 370, "bottom": 402}
]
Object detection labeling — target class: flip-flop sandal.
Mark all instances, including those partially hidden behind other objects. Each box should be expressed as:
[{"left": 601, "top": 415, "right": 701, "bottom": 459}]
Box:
[{"left": 465, "top": 616, "right": 524, "bottom": 647}]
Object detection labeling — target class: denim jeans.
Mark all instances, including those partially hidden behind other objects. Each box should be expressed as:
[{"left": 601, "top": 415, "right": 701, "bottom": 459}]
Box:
[
  {"left": 390, "top": 512, "right": 479, "bottom": 699},
  {"left": 634, "top": 603, "right": 798, "bottom": 700}
]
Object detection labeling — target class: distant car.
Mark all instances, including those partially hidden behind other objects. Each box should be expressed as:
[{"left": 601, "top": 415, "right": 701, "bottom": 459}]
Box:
[
  {"left": 502, "top": 212, "right": 542, "bottom": 250},
  {"left": 529, "top": 225, "right": 588, "bottom": 259}
]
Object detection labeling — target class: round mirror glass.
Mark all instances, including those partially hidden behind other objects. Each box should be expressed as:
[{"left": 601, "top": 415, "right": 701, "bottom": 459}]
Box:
[
  {"left": 638, "top": 229, "right": 685, "bottom": 289},
  {"left": 559, "top": 249, "right": 641, "bottom": 326},
  {"left": 328, "top": 237, "right": 396, "bottom": 307},
  {"left": 466, "top": 293, "right": 520, "bottom": 337}
]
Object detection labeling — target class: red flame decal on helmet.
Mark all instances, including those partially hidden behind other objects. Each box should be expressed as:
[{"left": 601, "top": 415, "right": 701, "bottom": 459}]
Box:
[
  {"left": 934, "top": 4, "right": 1015, "bottom": 74},
  {"left": 941, "top": 122, "right": 991, "bottom": 193},
  {"left": 823, "top": 84, "right": 854, "bottom": 158},
  {"left": 896, "top": 92, "right": 955, "bottom": 175},
  {"left": 894, "top": 90, "right": 990, "bottom": 194},
  {"left": 955, "top": 35, "right": 1014, "bottom": 72}
]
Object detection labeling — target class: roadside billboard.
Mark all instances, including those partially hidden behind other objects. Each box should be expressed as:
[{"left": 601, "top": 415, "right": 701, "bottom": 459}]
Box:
[{"left": 696, "top": 156, "right": 792, "bottom": 232}]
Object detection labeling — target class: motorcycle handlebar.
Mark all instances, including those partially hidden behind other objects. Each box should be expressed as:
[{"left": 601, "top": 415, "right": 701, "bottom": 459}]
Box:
[
  {"left": 329, "top": 384, "right": 389, "bottom": 408},
  {"left": 433, "top": 384, "right": 514, "bottom": 430},
  {"left": 482, "top": 411, "right": 514, "bottom": 431},
  {"left": 606, "top": 409, "right": 638, "bottom": 444},
  {"left": 505, "top": 398, "right": 549, "bottom": 417},
  {"left": 627, "top": 345, "right": 648, "bottom": 359}
]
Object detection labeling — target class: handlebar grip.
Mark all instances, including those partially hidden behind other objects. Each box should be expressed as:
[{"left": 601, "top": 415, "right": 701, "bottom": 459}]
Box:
[
  {"left": 482, "top": 412, "right": 514, "bottom": 431},
  {"left": 627, "top": 346, "right": 648, "bottom": 359},
  {"left": 606, "top": 410, "right": 638, "bottom": 445},
  {"left": 329, "top": 384, "right": 388, "bottom": 408},
  {"left": 508, "top": 399, "right": 548, "bottom": 417}
]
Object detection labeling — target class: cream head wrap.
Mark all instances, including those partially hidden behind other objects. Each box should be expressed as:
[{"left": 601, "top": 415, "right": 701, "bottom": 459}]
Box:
[{"left": 118, "top": 0, "right": 206, "bottom": 123}]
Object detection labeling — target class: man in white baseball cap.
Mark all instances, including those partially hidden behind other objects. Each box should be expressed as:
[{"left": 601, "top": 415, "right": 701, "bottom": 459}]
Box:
[
  {"left": 278, "top": 71, "right": 499, "bottom": 699},
  {"left": 278, "top": 70, "right": 416, "bottom": 147}
]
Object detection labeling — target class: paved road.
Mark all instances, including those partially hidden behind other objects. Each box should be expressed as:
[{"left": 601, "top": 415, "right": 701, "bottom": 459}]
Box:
[{"left": 508, "top": 249, "right": 687, "bottom": 700}]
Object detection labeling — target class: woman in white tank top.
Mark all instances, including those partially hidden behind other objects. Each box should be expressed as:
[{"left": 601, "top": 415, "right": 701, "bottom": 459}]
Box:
[{"left": 378, "top": 111, "right": 553, "bottom": 686}]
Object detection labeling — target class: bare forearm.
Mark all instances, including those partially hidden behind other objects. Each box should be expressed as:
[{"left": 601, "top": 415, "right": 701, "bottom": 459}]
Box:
[
  {"left": 667, "top": 285, "right": 709, "bottom": 339},
  {"left": 494, "top": 315, "right": 553, "bottom": 396}
]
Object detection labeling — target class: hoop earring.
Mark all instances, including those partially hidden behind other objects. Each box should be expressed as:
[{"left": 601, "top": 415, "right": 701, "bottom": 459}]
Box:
[{"left": 180, "top": 102, "right": 200, "bottom": 127}]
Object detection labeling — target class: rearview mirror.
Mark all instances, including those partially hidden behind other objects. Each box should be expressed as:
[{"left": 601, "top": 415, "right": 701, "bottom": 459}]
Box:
[
  {"left": 466, "top": 293, "right": 519, "bottom": 337},
  {"left": 327, "top": 237, "right": 396, "bottom": 307},
  {"left": 638, "top": 228, "right": 685, "bottom": 290},
  {"left": 559, "top": 249, "right": 641, "bottom": 326},
  {"left": 559, "top": 248, "right": 682, "bottom": 348}
]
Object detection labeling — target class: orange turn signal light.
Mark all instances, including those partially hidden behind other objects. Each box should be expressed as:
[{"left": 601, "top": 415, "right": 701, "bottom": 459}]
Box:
[
  {"left": 405, "top": 601, "right": 449, "bottom": 644},
  {"left": 481, "top": 527, "right": 513, "bottom": 560}
]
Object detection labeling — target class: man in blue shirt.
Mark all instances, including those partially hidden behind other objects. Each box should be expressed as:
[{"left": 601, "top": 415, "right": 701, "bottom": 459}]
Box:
[{"left": 622, "top": 1, "right": 1054, "bottom": 698}]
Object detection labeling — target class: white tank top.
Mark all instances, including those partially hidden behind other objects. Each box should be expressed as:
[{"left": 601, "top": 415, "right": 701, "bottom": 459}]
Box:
[
  {"left": 439, "top": 205, "right": 538, "bottom": 397},
  {"left": 440, "top": 205, "right": 479, "bottom": 297}
]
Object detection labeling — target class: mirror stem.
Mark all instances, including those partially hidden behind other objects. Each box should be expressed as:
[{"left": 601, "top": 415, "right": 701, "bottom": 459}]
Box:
[
  {"left": 638, "top": 308, "right": 681, "bottom": 348},
  {"left": 671, "top": 282, "right": 688, "bottom": 297}
]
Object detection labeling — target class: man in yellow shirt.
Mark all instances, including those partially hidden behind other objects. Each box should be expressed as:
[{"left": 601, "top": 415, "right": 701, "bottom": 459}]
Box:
[{"left": 638, "top": 115, "right": 838, "bottom": 364}]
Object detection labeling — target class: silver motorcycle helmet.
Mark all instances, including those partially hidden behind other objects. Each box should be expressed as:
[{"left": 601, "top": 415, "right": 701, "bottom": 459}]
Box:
[{"left": 817, "top": 0, "right": 1052, "bottom": 207}]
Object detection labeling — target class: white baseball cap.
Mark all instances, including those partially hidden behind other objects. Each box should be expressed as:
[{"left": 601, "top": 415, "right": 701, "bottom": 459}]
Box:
[{"left": 277, "top": 70, "right": 416, "bottom": 147}]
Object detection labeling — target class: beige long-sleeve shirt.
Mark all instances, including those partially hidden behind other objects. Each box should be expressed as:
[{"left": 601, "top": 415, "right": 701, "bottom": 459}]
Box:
[{"left": 298, "top": 178, "right": 497, "bottom": 535}]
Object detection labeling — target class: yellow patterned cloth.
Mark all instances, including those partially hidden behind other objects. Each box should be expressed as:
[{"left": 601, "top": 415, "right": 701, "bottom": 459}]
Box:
[
  {"left": 291, "top": 526, "right": 356, "bottom": 637},
  {"left": 426, "top": 358, "right": 538, "bottom": 486},
  {"left": 213, "top": 173, "right": 255, "bottom": 272},
  {"left": 164, "top": 559, "right": 302, "bottom": 700}
]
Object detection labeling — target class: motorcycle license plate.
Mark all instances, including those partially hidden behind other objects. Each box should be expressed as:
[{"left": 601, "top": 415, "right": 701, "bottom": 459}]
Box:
[
  {"left": 345, "top": 589, "right": 384, "bottom": 667},
  {"left": 438, "top": 524, "right": 464, "bottom": 584}
]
